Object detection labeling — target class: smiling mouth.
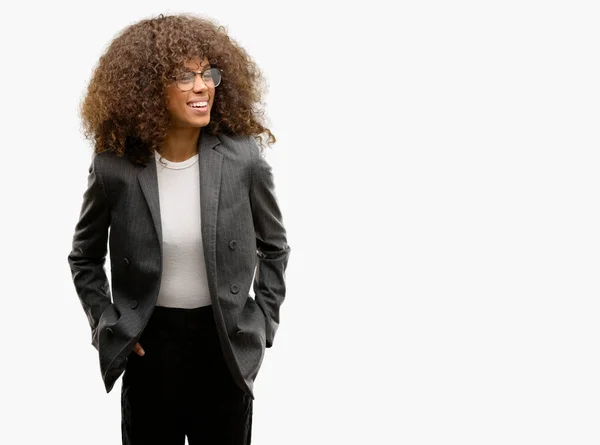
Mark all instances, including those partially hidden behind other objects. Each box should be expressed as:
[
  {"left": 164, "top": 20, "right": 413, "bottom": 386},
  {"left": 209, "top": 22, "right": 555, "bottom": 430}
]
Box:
[
  {"left": 188, "top": 102, "right": 208, "bottom": 109},
  {"left": 187, "top": 102, "right": 209, "bottom": 114}
]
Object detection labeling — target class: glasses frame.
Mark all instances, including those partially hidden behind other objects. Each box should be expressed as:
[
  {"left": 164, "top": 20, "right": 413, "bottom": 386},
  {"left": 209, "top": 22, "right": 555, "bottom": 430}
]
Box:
[{"left": 172, "top": 67, "right": 222, "bottom": 91}]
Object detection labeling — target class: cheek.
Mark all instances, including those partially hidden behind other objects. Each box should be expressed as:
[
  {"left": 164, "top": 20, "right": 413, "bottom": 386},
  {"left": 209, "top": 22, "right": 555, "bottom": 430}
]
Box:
[
  {"left": 169, "top": 99, "right": 188, "bottom": 118},
  {"left": 166, "top": 89, "right": 187, "bottom": 114},
  {"left": 165, "top": 94, "right": 176, "bottom": 113}
]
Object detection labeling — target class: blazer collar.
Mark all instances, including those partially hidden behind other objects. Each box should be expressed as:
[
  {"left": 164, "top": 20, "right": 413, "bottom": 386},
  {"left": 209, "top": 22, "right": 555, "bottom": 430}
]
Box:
[
  {"left": 136, "top": 131, "right": 224, "bottom": 294},
  {"left": 148, "top": 130, "right": 221, "bottom": 163}
]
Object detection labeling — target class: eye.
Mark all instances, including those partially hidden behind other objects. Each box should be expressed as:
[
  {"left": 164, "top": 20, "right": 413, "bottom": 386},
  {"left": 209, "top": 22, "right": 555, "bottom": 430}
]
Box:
[{"left": 177, "top": 72, "right": 195, "bottom": 83}]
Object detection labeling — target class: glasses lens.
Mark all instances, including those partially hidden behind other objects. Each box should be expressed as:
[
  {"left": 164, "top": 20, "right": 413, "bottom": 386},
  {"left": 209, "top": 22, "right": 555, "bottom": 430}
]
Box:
[
  {"left": 203, "top": 68, "right": 221, "bottom": 88},
  {"left": 176, "top": 72, "right": 193, "bottom": 91},
  {"left": 176, "top": 68, "right": 221, "bottom": 91}
]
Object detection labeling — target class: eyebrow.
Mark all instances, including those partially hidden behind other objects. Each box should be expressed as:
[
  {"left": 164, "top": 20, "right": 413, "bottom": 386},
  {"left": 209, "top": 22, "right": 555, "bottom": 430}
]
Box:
[{"left": 184, "top": 64, "right": 211, "bottom": 71}]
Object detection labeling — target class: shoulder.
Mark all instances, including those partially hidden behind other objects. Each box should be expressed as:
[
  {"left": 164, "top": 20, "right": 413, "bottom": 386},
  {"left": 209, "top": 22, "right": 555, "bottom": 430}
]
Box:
[
  {"left": 215, "top": 133, "right": 261, "bottom": 164},
  {"left": 91, "top": 150, "right": 122, "bottom": 169},
  {"left": 217, "top": 133, "right": 260, "bottom": 153},
  {"left": 92, "top": 149, "right": 140, "bottom": 171},
  {"left": 90, "top": 150, "right": 141, "bottom": 192}
]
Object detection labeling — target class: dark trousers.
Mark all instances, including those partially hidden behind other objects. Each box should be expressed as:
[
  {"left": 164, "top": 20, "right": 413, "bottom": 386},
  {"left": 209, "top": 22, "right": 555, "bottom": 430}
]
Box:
[{"left": 121, "top": 304, "right": 253, "bottom": 445}]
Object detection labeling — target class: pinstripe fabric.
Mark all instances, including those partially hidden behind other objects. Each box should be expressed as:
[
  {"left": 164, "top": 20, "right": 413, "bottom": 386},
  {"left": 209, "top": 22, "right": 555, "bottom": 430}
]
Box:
[{"left": 67, "top": 131, "right": 291, "bottom": 398}]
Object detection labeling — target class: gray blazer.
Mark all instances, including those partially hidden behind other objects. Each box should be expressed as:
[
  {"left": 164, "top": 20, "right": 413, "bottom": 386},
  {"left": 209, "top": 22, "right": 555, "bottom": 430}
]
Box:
[{"left": 67, "top": 131, "right": 290, "bottom": 398}]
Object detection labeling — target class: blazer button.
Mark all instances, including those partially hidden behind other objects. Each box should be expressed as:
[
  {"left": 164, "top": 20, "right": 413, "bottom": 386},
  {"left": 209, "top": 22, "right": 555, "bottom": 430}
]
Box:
[
  {"left": 230, "top": 284, "right": 239, "bottom": 294},
  {"left": 130, "top": 300, "right": 138, "bottom": 309},
  {"left": 228, "top": 240, "right": 238, "bottom": 250},
  {"left": 123, "top": 257, "right": 130, "bottom": 265},
  {"left": 106, "top": 327, "right": 114, "bottom": 336}
]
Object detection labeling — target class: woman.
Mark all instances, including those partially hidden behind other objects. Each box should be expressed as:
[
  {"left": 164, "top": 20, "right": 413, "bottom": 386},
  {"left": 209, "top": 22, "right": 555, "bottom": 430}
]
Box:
[{"left": 67, "top": 13, "right": 290, "bottom": 445}]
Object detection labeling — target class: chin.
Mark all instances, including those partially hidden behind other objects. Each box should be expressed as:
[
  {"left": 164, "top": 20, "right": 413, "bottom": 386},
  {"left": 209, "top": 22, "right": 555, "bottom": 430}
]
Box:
[
  {"left": 184, "top": 113, "right": 209, "bottom": 124},
  {"left": 190, "top": 120, "right": 210, "bottom": 128}
]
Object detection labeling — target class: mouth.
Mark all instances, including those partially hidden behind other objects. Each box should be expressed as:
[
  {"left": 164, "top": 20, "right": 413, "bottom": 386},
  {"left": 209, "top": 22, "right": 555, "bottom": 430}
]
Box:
[{"left": 187, "top": 100, "right": 209, "bottom": 113}]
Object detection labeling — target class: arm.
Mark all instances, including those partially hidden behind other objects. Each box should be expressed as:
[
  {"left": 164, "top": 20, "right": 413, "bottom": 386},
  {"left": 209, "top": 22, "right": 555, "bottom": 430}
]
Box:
[
  {"left": 249, "top": 137, "right": 291, "bottom": 348},
  {"left": 67, "top": 153, "right": 112, "bottom": 351}
]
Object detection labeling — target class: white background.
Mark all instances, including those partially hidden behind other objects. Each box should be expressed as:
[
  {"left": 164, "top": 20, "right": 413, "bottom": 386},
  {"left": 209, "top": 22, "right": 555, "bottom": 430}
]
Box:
[{"left": 0, "top": 1, "right": 599, "bottom": 444}]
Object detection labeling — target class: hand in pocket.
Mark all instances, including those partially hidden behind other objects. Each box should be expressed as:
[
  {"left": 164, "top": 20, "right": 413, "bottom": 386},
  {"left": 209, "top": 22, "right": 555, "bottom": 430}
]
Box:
[{"left": 133, "top": 342, "right": 145, "bottom": 356}]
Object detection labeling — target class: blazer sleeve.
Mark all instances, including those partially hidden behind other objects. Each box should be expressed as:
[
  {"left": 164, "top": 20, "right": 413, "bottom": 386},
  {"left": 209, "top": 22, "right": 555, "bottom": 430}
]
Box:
[
  {"left": 249, "top": 137, "right": 291, "bottom": 348},
  {"left": 67, "top": 153, "right": 113, "bottom": 351}
]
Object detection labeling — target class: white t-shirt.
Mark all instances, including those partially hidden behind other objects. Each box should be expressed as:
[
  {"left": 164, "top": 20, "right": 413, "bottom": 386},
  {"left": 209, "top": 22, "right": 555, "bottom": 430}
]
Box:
[{"left": 153, "top": 149, "right": 211, "bottom": 308}]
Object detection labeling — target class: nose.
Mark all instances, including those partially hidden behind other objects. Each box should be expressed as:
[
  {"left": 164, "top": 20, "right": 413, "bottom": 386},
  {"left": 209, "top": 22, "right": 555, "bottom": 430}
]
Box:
[{"left": 193, "top": 74, "right": 209, "bottom": 92}]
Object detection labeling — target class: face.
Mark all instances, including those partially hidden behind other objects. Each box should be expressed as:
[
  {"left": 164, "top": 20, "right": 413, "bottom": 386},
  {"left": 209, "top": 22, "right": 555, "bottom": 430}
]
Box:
[{"left": 165, "top": 56, "right": 215, "bottom": 129}]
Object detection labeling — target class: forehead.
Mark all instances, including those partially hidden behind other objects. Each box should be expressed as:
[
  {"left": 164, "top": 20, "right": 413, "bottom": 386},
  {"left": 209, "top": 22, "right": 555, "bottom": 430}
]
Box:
[{"left": 183, "top": 57, "right": 210, "bottom": 70}]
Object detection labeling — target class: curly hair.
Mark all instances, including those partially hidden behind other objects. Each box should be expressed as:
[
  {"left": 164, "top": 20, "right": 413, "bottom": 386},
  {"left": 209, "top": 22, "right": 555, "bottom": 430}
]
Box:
[{"left": 80, "top": 13, "right": 276, "bottom": 165}]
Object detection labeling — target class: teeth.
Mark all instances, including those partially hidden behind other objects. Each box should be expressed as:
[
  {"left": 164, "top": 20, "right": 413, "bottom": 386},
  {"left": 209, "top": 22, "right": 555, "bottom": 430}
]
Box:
[{"left": 189, "top": 101, "right": 208, "bottom": 108}]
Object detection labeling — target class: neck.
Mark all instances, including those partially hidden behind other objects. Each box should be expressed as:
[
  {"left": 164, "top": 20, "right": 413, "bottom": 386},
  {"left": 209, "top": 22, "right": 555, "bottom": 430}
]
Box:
[{"left": 159, "top": 126, "right": 202, "bottom": 162}]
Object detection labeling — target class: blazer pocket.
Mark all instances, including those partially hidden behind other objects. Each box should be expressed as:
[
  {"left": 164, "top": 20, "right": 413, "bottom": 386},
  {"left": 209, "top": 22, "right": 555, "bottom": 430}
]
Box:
[
  {"left": 238, "top": 296, "right": 266, "bottom": 342},
  {"left": 98, "top": 303, "right": 121, "bottom": 334}
]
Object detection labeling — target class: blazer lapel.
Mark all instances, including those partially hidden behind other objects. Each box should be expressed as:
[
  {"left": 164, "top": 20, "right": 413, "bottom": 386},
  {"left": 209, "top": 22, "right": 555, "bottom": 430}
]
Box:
[
  {"left": 137, "top": 159, "right": 162, "bottom": 256},
  {"left": 198, "top": 132, "right": 223, "bottom": 299},
  {"left": 137, "top": 131, "right": 223, "bottom": 294}
]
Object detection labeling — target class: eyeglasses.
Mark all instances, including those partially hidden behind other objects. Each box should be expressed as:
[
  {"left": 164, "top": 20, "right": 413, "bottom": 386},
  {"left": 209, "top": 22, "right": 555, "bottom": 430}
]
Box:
[{"left": 173, "top": 67, "right": 222, "bottom": 91}]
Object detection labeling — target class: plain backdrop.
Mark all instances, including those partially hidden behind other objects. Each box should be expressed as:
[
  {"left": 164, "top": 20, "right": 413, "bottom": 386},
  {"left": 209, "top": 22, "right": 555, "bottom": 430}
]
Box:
[{"left": 0, "top": 1, "right": 599, "bottom": 444}]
